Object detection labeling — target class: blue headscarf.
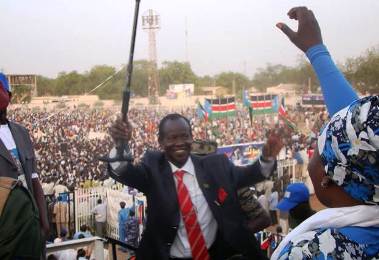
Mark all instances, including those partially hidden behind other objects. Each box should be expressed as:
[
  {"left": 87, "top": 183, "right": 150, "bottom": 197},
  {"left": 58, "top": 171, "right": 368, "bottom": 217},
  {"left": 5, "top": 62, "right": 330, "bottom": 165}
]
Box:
[{"left": 318, "top": 96, "right": 379, "bottom": 204}]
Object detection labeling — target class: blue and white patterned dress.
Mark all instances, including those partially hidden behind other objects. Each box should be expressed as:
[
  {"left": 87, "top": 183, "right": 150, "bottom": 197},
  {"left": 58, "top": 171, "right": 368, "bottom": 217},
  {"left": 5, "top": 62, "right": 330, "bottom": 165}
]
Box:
[{"left": 278, "top": 226, "right": 379, "bottom": 259}]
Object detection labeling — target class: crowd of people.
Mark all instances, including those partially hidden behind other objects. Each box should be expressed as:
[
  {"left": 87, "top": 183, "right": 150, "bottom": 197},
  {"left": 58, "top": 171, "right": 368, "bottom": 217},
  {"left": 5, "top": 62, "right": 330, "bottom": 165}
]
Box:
[{"left": 6, "top": 104, "right": 324, "bottom": 195}]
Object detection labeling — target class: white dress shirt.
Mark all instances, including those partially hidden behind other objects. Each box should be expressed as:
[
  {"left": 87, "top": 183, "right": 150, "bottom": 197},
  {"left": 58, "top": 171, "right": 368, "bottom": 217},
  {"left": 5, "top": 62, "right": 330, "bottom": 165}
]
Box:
[{"left": 169, "top": 157, "right": 218, "bottom": 258}]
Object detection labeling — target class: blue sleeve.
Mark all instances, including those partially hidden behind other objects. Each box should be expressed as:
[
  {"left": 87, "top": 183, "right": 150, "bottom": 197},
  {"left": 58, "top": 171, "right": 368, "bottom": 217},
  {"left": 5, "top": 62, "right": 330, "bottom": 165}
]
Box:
[{"left": 306, "top": 44, "right": 359, "bottom": 116}]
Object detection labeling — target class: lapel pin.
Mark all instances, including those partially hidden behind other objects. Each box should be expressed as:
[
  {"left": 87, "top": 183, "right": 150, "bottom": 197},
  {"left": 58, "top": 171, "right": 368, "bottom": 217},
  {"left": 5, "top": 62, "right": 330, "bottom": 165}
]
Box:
[
  {"left": 203, "top": 183, "right": 209, "bottom": 189},
  {"left": 214, "top": 200, "right": 220, "bottom": 206}
]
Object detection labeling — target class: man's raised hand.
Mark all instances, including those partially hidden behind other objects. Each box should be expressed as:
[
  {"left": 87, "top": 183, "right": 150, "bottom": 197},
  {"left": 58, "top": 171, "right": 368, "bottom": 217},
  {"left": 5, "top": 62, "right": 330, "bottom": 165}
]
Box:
[
  {"left": 109, "top": 118, "right": 133, "bottom": 143},
  {"left": 276, "top": 6, "right": 323, "bottom": 52}
]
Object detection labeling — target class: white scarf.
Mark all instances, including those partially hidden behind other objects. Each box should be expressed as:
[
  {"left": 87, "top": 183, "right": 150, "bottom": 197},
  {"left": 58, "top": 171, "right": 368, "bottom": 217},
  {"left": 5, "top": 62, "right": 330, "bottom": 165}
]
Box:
[{"left": 271, "top": 205, "right": 379, "bottom": 260}]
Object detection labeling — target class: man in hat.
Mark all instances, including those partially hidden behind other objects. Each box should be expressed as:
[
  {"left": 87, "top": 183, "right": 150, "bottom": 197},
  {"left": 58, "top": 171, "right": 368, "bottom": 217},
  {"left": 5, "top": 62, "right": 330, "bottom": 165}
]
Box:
[
  {"left": 0, "top": 73, "right": 48, "bottom": 259},
  {"left": 276, "top": 182, "right": 315, "bottom": 230}
]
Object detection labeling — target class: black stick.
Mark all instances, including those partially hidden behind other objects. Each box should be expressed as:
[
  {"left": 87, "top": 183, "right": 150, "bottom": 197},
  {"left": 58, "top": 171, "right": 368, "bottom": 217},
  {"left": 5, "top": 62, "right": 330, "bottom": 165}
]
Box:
[
  {"left": 122, "top": 0, "right": 141, "bottom": 122},
  {"left": 99, "top": 0, "right": 141, "bottom": 163}
]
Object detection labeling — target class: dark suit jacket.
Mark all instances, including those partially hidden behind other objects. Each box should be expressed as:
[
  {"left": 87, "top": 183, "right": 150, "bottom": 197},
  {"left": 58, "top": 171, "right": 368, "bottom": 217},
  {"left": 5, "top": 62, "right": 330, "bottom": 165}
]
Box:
[
  {"left": 111, "top": 151, "right": 271, "bottom": 259},
  {"left": 0, "top": 121, "right": 37, "bottom": 195}
]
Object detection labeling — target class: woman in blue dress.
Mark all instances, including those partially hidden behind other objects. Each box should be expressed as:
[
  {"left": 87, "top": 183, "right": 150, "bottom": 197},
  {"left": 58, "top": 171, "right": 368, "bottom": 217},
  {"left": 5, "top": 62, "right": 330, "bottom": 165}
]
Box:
[{"left": 272, "top": 7, "right": 379, "bottom": 260}]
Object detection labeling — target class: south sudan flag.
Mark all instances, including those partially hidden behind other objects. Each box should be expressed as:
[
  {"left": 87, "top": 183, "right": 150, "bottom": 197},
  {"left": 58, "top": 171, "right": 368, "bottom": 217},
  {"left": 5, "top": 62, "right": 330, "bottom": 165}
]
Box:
[{"left": 206, "top": 96, "right": 236, "bottom": 119}]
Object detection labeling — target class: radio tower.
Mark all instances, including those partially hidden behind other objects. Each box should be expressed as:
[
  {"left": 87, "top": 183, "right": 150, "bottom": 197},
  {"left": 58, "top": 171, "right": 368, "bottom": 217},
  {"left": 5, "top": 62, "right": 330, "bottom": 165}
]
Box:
[{"left": 142, "top": 9, "right": 160, "bottom": 104}]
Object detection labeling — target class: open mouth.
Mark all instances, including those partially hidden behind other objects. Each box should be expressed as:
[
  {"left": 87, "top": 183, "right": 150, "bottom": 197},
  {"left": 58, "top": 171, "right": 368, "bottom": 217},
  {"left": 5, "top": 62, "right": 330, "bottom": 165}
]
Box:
[{"left": 173, "top": 149, "right": 188, "bottom": 156}]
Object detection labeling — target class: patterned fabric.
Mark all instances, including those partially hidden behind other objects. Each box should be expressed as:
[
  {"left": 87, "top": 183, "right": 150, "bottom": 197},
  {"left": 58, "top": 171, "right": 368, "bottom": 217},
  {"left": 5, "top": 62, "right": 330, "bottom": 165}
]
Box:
[
  {"left": 318, "top": 96, "right": 379, "bottom": 204},
  {"left": 237, "top": 187, "right": 267, "bottom": 219},
  {"left": 125, "top": 216, "right": 139, "bottom": 248},
  {"left": 278, "top": 226, "right": 379, "bottom": 259}
]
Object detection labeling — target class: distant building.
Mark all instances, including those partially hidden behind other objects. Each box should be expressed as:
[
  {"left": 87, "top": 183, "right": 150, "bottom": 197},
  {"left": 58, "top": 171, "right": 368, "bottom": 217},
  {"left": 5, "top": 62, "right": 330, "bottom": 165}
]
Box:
[
  {"left": 248, "top": 87, "right": 260, "bottom": 93},
  {"left": 201, "top": 86, "right": 228, "bottom": 96},
  {"left": 266, "top": 83, "right": 298, "bottom": 96}
]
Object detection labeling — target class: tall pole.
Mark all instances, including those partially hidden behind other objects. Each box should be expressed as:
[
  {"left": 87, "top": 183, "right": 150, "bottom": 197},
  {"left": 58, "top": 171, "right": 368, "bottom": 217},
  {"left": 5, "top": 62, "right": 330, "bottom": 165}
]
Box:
[{"left": 142, "top": 9, "right": 160, "bottom": 104}]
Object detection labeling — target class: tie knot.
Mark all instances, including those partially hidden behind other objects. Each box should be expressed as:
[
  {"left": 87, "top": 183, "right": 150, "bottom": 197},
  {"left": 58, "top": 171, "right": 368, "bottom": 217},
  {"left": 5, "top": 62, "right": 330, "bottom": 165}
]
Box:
[{"left": 174, "top": 170, "right": 185, "bottom": 181}]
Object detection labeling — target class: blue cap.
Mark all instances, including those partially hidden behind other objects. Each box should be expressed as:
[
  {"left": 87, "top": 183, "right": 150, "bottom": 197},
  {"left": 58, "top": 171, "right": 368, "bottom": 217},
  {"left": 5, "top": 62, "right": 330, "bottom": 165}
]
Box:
[
  {"left": 0, "top": 73, "right": 10, "bottom": 92},
  {"left": 276, "top": 183, "right": 309, "bottom": 211}
]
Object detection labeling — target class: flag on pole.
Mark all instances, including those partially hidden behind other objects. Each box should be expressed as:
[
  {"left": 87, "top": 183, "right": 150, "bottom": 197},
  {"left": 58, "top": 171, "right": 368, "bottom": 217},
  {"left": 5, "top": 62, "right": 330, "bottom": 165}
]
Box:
[
  {"left": 206, "top": 96, "right": 236, "bottom": 119},
  {"left": 245, "top": 94, "right": 278, "bottom": 115},
  {"left": 277, "top": 97, "right": 297, "bottom": 131},
  {"left": 243, "top": 90, "right": 254, "bottom": 126},
  {"left": 196, "top": 101, "right": 209, "bottom": 122}
]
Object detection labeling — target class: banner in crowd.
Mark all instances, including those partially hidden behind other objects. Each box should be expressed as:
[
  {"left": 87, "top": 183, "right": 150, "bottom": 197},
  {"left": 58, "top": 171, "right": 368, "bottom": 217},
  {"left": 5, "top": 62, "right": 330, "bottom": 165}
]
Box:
[
  {"left": 205, "top": 96, "right": 236, "bottom": 119},
  {"left": 107, "top": 190, "right": 134, "bottom": 234},
  {"left": 243, "top": 92, "right": 279, "bottom": 115},
  {"left": 302, "top": 94, "right": 325, "bottom": 106},
  {"left": 217, "top": 141, "right": 264, "bottom": 166}
]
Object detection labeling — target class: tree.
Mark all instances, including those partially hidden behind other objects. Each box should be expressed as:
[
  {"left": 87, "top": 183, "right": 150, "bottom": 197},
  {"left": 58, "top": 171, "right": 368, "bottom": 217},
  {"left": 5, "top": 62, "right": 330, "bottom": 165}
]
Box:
[
  {"left": 343, "top": 48, "right": 379, "bottom": 94},
  {"left": 12, "top": 85, "right": 32, "bottom": 103},
  {"left": 159, "top": 61, "right": 198, "bottom": 95},
  {"left": 251, "top": 61, "right": 319, "bottom": 92},
  {"left": 215, "top": 72, "right": 250, "bottom": 95},
  {"left": 55, "top": 71, "right": 85, "bottom": 96},
  {"left": 85, "top": 65, "right": 116, "bottom": 94},
  {"left": 196, "top": 75, "right": 215, "bottom": 95},
  {"left": 36, "top": 76, "right": 56, "bottom": 96}
]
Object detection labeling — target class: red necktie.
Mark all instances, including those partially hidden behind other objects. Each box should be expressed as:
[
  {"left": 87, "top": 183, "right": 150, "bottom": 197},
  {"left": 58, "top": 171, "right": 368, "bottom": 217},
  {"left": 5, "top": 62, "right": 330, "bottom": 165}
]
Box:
[{"left": 174, "top": 170, "right": 210, "bottom": 260}]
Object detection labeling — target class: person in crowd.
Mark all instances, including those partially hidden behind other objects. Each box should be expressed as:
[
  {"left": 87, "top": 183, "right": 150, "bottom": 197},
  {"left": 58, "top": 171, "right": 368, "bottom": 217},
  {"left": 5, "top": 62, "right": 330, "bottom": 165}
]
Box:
[
  {"left": 269, "top": 186, "right": 279, "bottom": 226},
  {"left": 118, "top": 201, "right": 130, "bottom": 252},
  {"left": 257, "top": 190, "right": 270, "bottom": 213},
  {"left": 125, "top": 209, "right": 139, "bottom": 256},
  {"left": 293, "top": 146, "right": 304, "bottom": 180},
  {"left": 53, "top": 228, "right": 68, "bottom": 243},
  {"left": 76, "top": 247, "right": 93, "bottom": 260},
  {"left": 73, "top": 224, "right": 93, "bottom": 239},
  {"left": 109, "top": 113, "right": 283, "bottom": 259},
  {"left": 53, "top": 195, "right": 69, "bottom": 237},
  {"left": 0, "top": 73, "right": 48, "bottom": 259},
  {"left": 272, "top": 6, "right": 379, "bottom": 259},
  {"left": 91, "top": 198, "right": 107, "bottom": 237},
  {"left": 52, "top": 180, "right": 69, "bottom": 199},
  {"left": 276, "top": 182, "right": 315, "bottom": 230}
]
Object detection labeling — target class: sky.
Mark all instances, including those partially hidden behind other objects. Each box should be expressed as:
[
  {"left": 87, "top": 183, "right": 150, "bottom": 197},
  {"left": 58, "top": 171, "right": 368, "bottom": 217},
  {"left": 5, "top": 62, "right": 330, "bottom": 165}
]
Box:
[{"left": 1, "top": 0, "right": 379, "bottom": 79}]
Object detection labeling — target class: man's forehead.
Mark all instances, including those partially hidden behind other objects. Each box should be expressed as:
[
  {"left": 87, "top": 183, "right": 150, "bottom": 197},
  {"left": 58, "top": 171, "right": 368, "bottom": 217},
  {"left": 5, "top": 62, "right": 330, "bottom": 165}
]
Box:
[{"left": 163, "top": 118, "right": 190, "bottom": 130}]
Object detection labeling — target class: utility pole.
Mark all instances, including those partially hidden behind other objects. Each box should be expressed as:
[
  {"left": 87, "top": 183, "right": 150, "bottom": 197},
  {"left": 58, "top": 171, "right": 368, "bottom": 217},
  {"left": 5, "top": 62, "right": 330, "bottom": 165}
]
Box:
[{"left": 142, "top": 9, "right": 160, "bottom": 104}]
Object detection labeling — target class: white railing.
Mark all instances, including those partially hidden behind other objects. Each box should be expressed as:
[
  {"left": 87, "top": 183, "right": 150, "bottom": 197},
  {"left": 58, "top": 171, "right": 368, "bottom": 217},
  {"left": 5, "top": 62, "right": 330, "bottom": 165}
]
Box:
[
  {"left": 74, "top": 187, "right": 146, "bottom": 240},
  {"left": 46, "top": 236, "right": 105, "bottom": 259}
]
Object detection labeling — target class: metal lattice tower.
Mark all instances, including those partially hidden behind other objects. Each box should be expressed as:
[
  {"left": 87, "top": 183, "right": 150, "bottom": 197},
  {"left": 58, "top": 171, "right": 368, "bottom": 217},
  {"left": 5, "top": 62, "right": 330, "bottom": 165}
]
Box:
[{"left": 142, "top": 9, "right": 160, "bottom": 104}]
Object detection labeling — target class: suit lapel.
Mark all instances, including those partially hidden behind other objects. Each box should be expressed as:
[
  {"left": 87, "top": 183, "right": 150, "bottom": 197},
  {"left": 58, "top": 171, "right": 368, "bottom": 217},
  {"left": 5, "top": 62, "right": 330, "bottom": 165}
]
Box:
[
  {"left": 0, "top": 136, "right": 15, "bottom": 165},
  {"left": 191, "top": 155, "right": 220, "bottom": 218},
  {"left": 160, "top": 156, "right": 180, "bottom": 207}
]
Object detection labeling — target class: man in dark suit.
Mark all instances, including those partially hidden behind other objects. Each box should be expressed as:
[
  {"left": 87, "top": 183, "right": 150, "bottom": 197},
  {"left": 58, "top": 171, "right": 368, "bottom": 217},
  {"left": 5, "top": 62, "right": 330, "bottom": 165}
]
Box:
[
  {"left": 109, "top": 113, "right": 282, "bottom": 259},
  {"left": 0, "top": 73, "right": 49, "bottom": 259}
]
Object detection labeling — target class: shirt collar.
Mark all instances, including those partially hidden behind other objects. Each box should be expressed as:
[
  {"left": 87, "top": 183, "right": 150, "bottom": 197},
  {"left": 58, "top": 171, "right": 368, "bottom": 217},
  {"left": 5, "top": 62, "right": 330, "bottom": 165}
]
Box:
[{"left": 169, "top": 156, "right": 195, "bottom": 176}]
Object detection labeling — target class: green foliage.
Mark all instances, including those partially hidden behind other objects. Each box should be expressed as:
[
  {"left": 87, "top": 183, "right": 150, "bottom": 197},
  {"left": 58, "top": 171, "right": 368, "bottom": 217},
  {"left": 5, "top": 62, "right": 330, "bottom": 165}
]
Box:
[
  {"left": 37, "top": 76, "right": 56, "bottom": 96},
  {"left": 11, "top": 84, "right": 32, "bottom": 103},
  {"left": 343, "top": 47, "right": 379, "bottom": 94},
  {"left": 195, "top": 75, "right": 215, "bottom": 95},
  {"left": 215, "top": 72, "right": 250, "bottom": 95},
  {"left": 251, "top": 61, "right": 319, "bottom": 92},
  {"left": 159, "top": 61, "right": 197, "bottom": 95},
  {"left": 32, "top": 45, "right": 379, "bottom": 98}
]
